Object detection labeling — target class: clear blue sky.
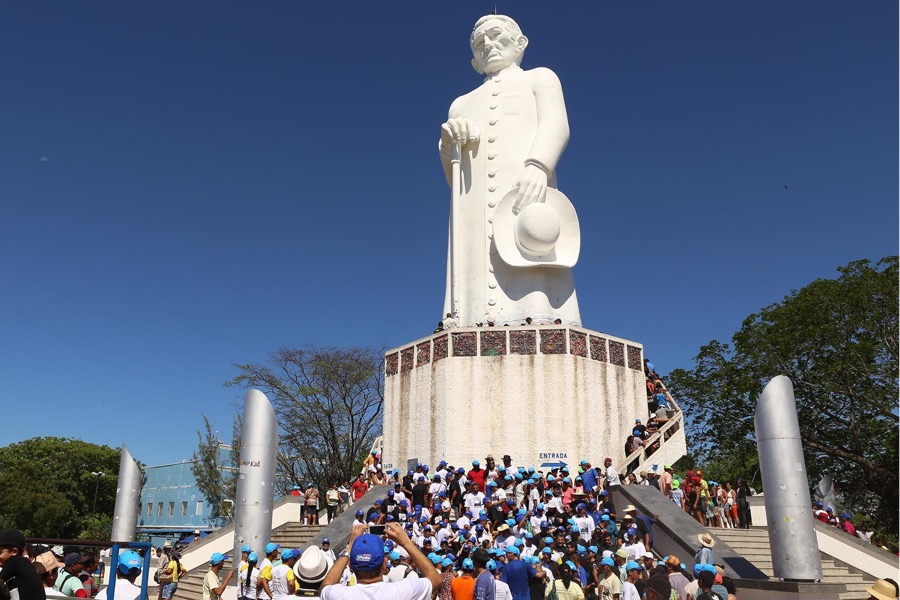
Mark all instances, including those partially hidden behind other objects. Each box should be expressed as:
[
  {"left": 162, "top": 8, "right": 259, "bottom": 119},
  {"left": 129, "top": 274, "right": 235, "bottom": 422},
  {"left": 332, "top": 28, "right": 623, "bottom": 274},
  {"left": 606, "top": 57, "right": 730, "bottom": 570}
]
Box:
[{"left": 1, "top": 2, "right": 896, "bottom": 468}]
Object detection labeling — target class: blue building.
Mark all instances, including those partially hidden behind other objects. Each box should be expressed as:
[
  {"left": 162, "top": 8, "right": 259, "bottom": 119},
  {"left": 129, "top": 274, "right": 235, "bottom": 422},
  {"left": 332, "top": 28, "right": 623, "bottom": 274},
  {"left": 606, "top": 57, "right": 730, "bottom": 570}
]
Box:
[{"left": 137, "top": 444, "right": 235, "bottom": 547}]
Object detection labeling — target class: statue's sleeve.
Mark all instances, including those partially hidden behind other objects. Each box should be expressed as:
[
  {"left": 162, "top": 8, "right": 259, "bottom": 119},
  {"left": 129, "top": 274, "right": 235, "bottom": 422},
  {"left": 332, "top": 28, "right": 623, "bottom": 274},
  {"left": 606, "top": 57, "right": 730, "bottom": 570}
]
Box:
[
  {"left": 526, "top": 67, "right": 570, "bottom": 177},
  {"left": 438, "top": 98, "right": 464, "bottom": 187}
]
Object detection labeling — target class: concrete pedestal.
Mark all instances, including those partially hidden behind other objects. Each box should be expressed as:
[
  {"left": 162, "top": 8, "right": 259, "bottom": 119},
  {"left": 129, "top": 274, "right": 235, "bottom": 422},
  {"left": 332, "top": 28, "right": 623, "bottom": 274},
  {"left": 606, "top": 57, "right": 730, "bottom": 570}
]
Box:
[{"left": 383, "top": 325, "right": 649, "bottom": 472}]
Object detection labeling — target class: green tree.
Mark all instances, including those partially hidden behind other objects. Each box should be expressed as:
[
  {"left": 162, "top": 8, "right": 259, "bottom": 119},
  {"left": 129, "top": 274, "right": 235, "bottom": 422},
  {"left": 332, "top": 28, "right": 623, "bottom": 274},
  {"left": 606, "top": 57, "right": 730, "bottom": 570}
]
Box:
[
  {"left": 668, "top": 257, "right": 898, "bottom": 531},
  {"left": 0, "top": 438, "right": 121, "bottom": 538},
  {"left": 190, "top": 416, "right": 238, "bottom": 526},
  {"left": 226, "top": 345, "right": 384, "bottom": 496}
]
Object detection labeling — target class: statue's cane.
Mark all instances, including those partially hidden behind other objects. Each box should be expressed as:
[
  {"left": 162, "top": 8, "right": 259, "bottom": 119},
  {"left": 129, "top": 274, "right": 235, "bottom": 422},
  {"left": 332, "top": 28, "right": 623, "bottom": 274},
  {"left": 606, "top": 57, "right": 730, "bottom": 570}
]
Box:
[{"left": 450, "top": 139, "right": 462, "bottom": 321}]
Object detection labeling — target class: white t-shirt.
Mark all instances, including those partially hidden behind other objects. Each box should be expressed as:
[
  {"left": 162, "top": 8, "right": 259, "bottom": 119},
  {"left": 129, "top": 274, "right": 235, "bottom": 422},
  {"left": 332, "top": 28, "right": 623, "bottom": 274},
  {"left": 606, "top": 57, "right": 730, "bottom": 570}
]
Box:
[
  {"left": 321, "top": 575, "right": 432, "bottom": 600},
  {"left": 465, "top": 492, "right": 485, "bottom": 512},
  {"left": 386, "top": 565, "right": 419, "bottom": 583},
  {"left": 239, "top": 565, "right": 261, "bottom": 599},
  {"left": 605, "top": 467, "right": 621, "bottom": 487},
  {"left": 494, "top": 578, "right": 512, "bottom": 600},
  {"left": 573, "top": 516, "right": 595, "bottom": 542},
  {"left": 621, "top": 581, "right": 640, "bottom": 600},
  {"left": 624, "top": 541, "right": 646, "bottom": 563},
  {"left": 96, "top": 578, "right": 141, "bottom": 600},
  {"left": 683, "top": 578, "right": 699, "bottom": 599}
]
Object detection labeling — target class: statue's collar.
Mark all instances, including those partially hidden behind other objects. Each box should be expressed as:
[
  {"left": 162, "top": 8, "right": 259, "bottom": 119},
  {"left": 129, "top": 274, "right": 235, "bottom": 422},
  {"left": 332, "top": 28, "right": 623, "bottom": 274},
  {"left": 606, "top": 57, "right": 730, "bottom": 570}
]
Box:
[{"left": 484, "top": 64, "right": 522, "bottom": 83}]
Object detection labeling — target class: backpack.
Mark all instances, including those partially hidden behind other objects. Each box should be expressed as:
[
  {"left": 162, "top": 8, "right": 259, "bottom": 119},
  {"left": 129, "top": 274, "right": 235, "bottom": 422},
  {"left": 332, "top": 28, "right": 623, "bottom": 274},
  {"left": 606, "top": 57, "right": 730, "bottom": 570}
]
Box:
[{"left": 695, "top": 592, "right": 723, "bottom": 600}]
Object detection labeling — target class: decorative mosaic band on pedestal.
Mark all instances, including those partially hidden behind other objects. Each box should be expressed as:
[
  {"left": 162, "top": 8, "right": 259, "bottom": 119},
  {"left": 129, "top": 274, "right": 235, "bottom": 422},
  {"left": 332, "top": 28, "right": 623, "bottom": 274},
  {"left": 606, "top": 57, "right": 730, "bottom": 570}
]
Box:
[{"left": 385, "top": 327, "right": 643, "bottom": 376}]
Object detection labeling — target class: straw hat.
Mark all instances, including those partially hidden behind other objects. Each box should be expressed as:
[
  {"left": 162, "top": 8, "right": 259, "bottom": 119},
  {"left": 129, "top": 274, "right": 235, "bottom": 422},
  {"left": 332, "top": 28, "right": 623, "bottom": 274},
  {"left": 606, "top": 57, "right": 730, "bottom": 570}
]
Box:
[
  {"left": 865, "top": 579, "right": 899, "bottom": 600},
  {"left": 493, "top": 188, "right": 580, "bottom": 268},
  {"left": 294, "top": 546, "right": 333, "bottom": 584},
  {"left": 697, "top": 533, "right": 716, "bottom": 548}
]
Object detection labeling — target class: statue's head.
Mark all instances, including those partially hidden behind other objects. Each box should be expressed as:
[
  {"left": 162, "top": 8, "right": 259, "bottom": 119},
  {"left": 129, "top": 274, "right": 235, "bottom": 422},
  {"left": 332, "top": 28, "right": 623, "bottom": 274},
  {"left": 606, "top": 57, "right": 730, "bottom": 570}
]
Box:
[{"left": 470, "top": 15, "right": 528, "bottom": 75}]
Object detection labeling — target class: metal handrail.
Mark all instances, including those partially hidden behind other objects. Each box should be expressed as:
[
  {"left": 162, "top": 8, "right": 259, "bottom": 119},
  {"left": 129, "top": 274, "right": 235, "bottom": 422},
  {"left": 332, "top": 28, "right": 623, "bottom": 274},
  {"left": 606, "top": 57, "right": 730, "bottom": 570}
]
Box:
[{"left": 616, "top": 396, "right": 683, "bottom": 475}]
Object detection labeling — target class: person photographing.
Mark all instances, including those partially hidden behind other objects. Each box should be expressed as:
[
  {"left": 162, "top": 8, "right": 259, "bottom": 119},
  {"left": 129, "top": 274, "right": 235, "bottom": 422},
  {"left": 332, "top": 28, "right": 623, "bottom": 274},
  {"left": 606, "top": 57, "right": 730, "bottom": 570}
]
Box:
[{"left": 319, "top": 522, "right": 442, "bottom": 600}]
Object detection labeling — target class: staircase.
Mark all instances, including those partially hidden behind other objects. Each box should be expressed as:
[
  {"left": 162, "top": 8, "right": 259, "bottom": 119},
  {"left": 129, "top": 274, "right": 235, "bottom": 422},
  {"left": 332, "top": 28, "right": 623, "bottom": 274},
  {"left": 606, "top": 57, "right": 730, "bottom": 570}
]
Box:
[
  {"left": 170, "top": 524, "right": 325, "bottom": 600},
  {"left": 713, "top": 528, "right": 875, "bottom": 600},
  {"left": 616, "top": 392, "right": 687, "bottom": 477}
]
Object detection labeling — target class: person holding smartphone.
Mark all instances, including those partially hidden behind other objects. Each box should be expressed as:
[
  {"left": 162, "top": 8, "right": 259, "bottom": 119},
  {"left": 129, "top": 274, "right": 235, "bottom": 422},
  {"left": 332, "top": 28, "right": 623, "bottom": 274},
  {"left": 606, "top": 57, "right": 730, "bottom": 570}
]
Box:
[{"left": 319, "top": 522, "right": 441, "bottom": 600}]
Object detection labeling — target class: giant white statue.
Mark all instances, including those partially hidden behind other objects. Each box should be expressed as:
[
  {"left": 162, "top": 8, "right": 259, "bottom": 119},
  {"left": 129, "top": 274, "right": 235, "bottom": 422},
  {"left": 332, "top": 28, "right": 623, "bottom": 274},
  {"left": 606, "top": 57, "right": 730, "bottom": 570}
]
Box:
[{"left": 439, "top": 14, "right": 582, "bottom": 327}]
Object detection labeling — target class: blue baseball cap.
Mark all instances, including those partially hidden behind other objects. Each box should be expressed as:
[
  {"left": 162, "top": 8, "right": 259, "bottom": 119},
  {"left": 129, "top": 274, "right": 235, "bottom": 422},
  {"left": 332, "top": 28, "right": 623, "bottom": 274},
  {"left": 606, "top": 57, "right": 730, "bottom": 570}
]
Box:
[
  {"left": 248, "top": 552, "right": 258, "bottom": 562},
  {"left": 601, "top": 515, "right": 610, "bottom": 522},
  {"left": 472, "top": 460, "right": 480, "bottom": 466},
  {"left": 487, "top": 559, "right": 497, "bottom": 571},
  {"left": 430, "top": 555, "right": 443, "bottom": 565},
  {"left": 507, "top": 546, "right": 520, "bottom": 556},
  {"left": 389, "top": 551, "right": 401, "bottom": 561},
  {"left": 625, "top": 561, "right": 642, "bottom": 571},
  {"left": 117, "top": 551, "right": 142, "bottom": 574},
  {"left": 442, "top": 558, "right": 454, "bottom": 567},
  {"left": 541, "top": 548, "right": 551, "bottom": 555},
  {"left": 544, "top": 536, "right": 553, "bottom": 544},
  {"left": 265, "top": 543, "right": 279, "bottom": 554},
  {"left": 281, "top": 549, "right": 294, "bottom": 560},
  {"left": 588, "top": 546, "right": 598, "bottom": 554},
  {"left": 600, "top": 557, "right": 614, "bottom": 567},
  {"left": 462, "top": 558, "right": 474, "bottom": 570},
  {"left": 356, "top": 509, "right": 365, "bottom": 516},
  {"left": 562, "top": 477, "right": 571, "bottom": 484},
  {"left": 241, "top": 545, "right": 251, "bottom": 553},
  {"left": 349, "top": 534, "right": 385, "bottom": 571},
  {"left": 210, "top": 552, "right": 226, "bottom": 566}
]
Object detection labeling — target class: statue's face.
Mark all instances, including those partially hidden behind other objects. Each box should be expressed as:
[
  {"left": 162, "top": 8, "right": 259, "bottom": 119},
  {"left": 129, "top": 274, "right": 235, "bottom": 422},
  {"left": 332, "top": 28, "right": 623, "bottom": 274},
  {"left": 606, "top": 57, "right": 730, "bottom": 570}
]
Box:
[{"left": 471, "top": 19, "right": 525, "bottom": 75}]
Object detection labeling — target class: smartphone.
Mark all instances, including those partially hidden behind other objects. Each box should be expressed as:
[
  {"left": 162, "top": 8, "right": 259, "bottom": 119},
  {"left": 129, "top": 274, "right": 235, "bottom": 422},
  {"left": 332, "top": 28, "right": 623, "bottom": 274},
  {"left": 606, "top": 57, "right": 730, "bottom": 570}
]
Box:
[{"left": 369, "top": 525, "right": 386, "bottom": 535}]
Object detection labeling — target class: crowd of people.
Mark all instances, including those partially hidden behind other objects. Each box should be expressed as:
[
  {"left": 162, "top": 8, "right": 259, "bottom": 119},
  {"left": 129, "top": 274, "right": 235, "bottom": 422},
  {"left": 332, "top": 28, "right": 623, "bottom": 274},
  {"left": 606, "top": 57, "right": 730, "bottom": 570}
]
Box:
[
  {"left": 0, "top": 528, "right": 145, "bottom": 600},
  {"left": 309, "top": 455, "right": 739, "bottom": 600}
]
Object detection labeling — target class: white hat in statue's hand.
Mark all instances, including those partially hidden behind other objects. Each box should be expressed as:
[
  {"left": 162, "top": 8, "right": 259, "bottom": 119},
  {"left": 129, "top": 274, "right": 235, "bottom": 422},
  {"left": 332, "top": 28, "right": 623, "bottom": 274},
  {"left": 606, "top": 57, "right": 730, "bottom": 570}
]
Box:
[{"left": 493, "top": 187, "right": 580, "bottom": 268}]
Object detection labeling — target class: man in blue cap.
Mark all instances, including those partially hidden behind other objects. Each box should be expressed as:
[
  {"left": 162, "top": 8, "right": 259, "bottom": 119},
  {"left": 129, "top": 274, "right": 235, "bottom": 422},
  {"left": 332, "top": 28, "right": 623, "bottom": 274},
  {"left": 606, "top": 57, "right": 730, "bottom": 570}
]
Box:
[
  {"left": 501, "top": 545, "right": 544, "bottom": 600},
  {"left": 203, "top": 553, "right": 233, "bottom": 600},
  {"left": 622, "top": 561, "right": 643, "bottom": 600},
  {"left": 260, "top": 549, "right": 297, "bottom": 599},
  {"left": 597, "top": 557, "right": 620, "bottom": 600},
  {"left": 258, "top": 542, "right": 280, "bottom": 599},
  {"left": 320, "top": 522, "right": 441, "bottom": 600},
  {"left": 95, "top": 550, "right": 143, "bottom": 600}
]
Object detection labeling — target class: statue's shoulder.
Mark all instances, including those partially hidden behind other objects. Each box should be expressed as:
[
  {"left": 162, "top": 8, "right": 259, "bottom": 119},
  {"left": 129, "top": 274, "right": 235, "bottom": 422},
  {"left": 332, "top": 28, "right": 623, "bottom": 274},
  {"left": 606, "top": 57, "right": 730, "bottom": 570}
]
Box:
[{"left": 522, "top": 66, "right": 562, "bottom": 86}]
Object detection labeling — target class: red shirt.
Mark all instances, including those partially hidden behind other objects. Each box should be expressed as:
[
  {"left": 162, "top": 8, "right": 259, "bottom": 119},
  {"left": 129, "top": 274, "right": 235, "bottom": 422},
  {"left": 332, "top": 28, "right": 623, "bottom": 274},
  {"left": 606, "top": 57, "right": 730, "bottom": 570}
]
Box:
[
  {"left": 351, "top": 479, "right": 369, "bottom": 500},
  {"left": 467, "top": 468, "right": 486, "bottom": 493}
]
